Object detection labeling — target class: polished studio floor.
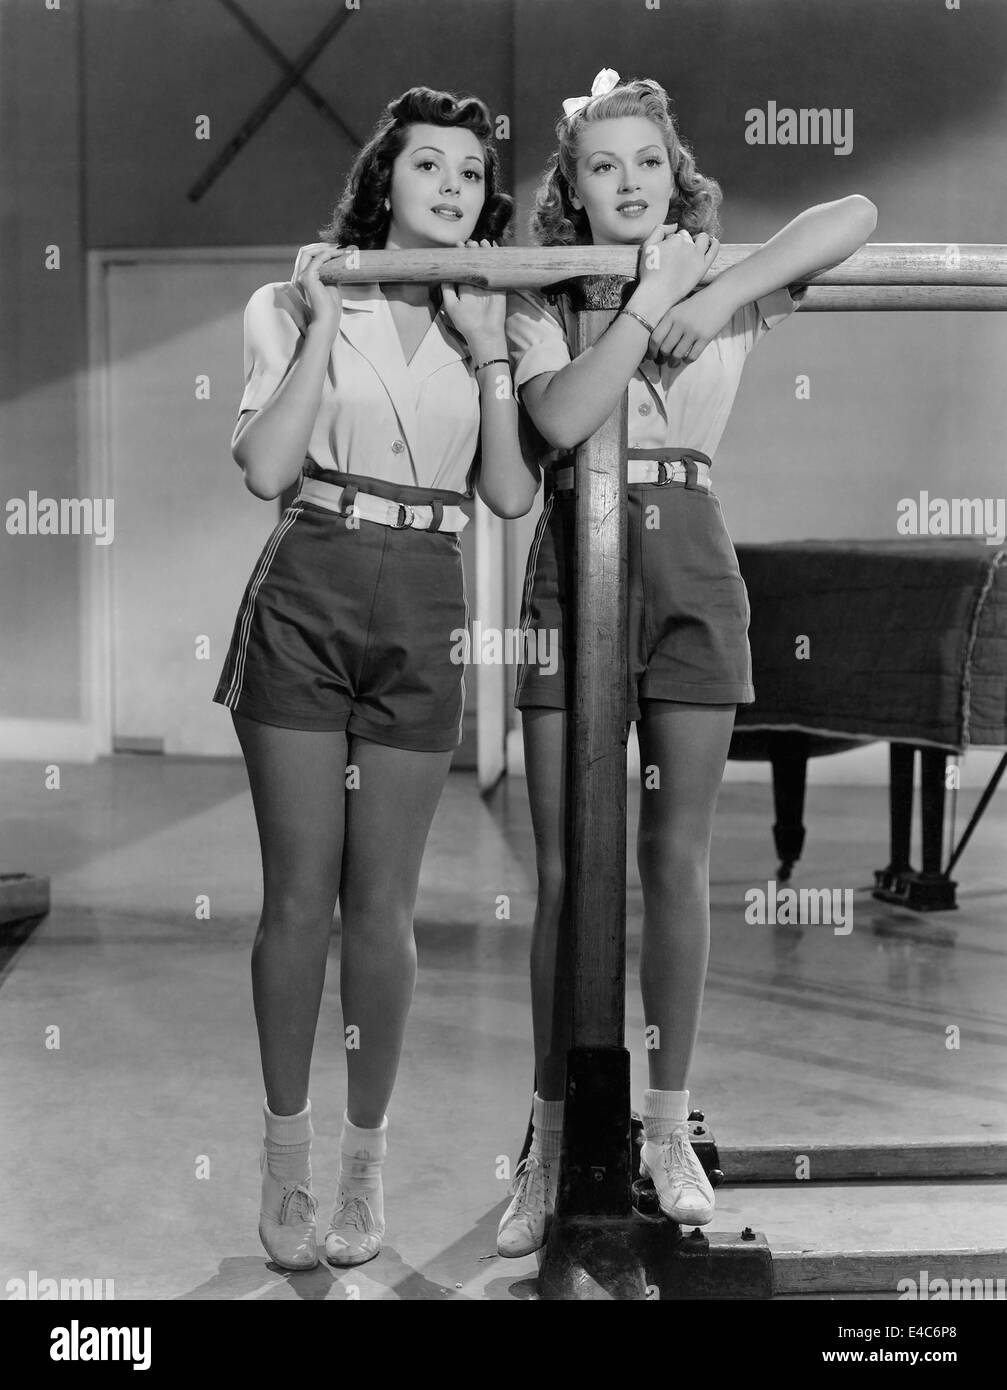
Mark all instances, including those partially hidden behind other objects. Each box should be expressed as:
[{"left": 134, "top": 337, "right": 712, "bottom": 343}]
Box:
[{"left": 1, "top": 754, "right": 1005, "bottom": 1300}]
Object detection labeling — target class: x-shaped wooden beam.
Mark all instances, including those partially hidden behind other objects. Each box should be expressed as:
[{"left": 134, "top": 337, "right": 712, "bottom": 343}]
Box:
[{"left": 188, "top": 1, "right": 362, "bottom": 202}]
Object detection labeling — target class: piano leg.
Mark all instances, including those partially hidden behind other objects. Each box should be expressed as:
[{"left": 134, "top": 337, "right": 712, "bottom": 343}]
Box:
[
  {"left": 769, "top": 733, "right": 808, "bottom": 881},
  {"left": 908, "top": 748, "right": 958, "bottom": 910},
  {"left": 873, "top": 744, "right": 958, "bottom": 910},
  {"left": 873, "top": 743, "right": 914, "bottom": 897}
]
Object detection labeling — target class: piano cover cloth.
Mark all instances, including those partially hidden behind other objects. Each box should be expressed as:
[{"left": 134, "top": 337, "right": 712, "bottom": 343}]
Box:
[{"left": 733, "top": 539, "right": 1007, "bottom": 753}]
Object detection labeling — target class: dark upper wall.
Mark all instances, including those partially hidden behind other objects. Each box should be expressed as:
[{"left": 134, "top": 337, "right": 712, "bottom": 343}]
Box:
[
  {"left": 510, "top": 0, "right": 1005, "bottom": 243},
  {"left": 83, "top": 0, "right": 515, "bottom": 248}
]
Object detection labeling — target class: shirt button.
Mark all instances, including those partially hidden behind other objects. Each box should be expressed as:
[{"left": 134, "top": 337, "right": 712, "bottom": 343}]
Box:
[
  {"left": 391, "top": 440, "right": 405, "bottom": 454},
  {"left": 638, "top": 403, "right": 652, "bottom": 416}
]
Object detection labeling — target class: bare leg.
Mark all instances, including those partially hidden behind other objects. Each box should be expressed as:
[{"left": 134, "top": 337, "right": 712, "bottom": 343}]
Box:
[
  {"left": 520, "top": 707, "right": 569, "bottom": 1102},
  {"left": 337, "top": 737, "right": 454, "bottom": 1129},
  {"left": 635, "top": 701, "right": 737, "bottom": 1091},
  {"left": 233, "top": 713, "right": 346, "bottom": 1117}
]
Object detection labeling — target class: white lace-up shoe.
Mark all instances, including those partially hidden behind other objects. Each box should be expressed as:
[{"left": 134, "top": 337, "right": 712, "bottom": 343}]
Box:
[
  {"left": 324, "top": 1191, "right": 384, "bottom": 1267},
  {"left": 640, "top": 1124, "right": 715, "bottom": 1225},
  {"left": 496, "top": 1152, "right": 560, "bottom": 1257},
  {"left": 258, "top": 1149, "right": 319, "bottom": 1269}
]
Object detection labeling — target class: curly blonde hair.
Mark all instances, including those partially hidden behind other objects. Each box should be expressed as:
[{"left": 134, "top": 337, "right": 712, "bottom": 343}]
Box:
[{"left": 530, "top": 77, "right": 722, "bottom": 246}]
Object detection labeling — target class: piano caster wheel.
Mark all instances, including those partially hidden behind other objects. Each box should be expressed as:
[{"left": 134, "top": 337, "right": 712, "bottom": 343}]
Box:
[{"left": 874, "top": 864, "right": 910, "bottom": 896}]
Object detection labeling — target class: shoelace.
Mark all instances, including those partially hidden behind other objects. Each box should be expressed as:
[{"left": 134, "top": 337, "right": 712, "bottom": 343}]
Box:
[
  {"left": 508, "top": 1154, "right": 557, "bottom": 1218},
  {"left": 330, "top": 1193, "right": 376, "bottom": 1234},
  {"left": 279, "top": 1183, "right": 318, "bottom": 1224},
  {"left": 657, "top": 1129, "right": 708, "bottom": 1193}
]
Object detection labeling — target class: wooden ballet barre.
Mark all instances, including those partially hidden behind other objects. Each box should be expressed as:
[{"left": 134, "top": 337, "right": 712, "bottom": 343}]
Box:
[{"left": 319, "top": 244, "right": 1007, "bottom": 309}]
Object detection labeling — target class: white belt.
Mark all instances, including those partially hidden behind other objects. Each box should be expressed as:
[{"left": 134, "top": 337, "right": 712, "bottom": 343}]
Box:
[
  {"left": 298, "top": 476, "right": 469, "bottom": 533},
  {"left": 551, "top": 458, "right": 712, "bottom": 492}
]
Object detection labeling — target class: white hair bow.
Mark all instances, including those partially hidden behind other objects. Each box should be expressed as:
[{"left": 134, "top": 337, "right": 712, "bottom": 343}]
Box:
[{"left": 562, "top": 68, "right": 621, "bottom": 120}]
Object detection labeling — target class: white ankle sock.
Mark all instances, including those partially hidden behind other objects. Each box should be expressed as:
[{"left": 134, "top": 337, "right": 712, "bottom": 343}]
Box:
[
  {"left": 338, "top": 1113, "right": 387, "bottom": 1225},
  {"left": 529, "top": 1091, "right": 564, "bottom": 1161},
  {"left": 642, "top": 1089, "right": 689, "bottom": 1141},
  {"left": 263, "top": 1099, "right": 313, "bottom": 1184}
]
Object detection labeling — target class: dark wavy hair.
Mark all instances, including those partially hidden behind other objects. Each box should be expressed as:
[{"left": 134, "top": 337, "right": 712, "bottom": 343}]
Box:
[
  {"left": 318, "top": 87, "right": 513, "bottom": 248},
  {"left": 530, "top": 77, "right": 722, "bottom": 246}
]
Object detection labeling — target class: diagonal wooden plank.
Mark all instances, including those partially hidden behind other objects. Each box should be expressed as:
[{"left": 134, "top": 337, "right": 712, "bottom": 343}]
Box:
[
  {"left": 215, "top": 0, "right": 360, "bottom": 146},
  {"left": 188, "top": 7, "right": 354, "bottom": 202}
]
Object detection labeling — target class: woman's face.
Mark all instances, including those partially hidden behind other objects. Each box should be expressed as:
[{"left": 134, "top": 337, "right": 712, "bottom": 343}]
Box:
[
  {"left": 386, "top": 123, "right": 487, "bottom": 248},
  {"left": 570, "top": 115, "right": 675, "bottom": 246}
]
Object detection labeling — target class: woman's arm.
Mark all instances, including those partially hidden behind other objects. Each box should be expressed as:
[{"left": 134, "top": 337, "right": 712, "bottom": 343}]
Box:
[
  {"left": 648, "top": 194, "right": 878, "bottom": 365},
  {"left": 442, "top": 244, "right": 540, "bottom": 519},
  {"left": 234, "top": 325, "right": 338, "bottom": 500},
  {"left": 233, "top": 246, "right": 345, "bottom": 500},
  {"left": 471, "top": 347, "right": 541, "bottom": 519},
  {"left": 518, "top": 228, "right": 718, "bottom": 451},
  {"left": 704, "top": 194, "right": 878, "bottom": 318}
]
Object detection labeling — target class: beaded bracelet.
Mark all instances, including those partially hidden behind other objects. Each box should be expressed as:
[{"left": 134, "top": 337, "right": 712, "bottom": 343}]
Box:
[
  {"left": 618, "top": 308, "right": 657, "bottom": 336},
  {"left": 472, "top": 356, "right": 510, "bottom": 373}
]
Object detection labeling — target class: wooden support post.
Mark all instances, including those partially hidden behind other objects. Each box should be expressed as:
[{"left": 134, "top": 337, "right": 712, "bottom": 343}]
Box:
[
  {"left": 537, "top": 272, "right": 641, "bottom": 1300},
  {"left": 559, "top": 272, "right": 631, "bottom": 1210}
]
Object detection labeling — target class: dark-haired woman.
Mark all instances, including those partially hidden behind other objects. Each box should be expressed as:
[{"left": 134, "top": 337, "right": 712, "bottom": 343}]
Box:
[
  {"left": 213, "top": 87, "right": 536, "bottom": 1271},
  {"left": 498, "top": 69, "right": 876, "bottom": 1255}
]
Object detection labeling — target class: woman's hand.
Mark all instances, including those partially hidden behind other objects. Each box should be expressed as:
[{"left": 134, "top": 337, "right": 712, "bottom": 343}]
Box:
[
  {"left": 292, "top": 243, "right": 350, "bottom": 341},
  {"left": 440, "top": 239, "right": 507, "bottom": 357},
  {"left": 650, "top": 281, "right": 733, "bottom": 367},
  {"left": 633, "top": 224, "right": 720, "bottom": 325}
]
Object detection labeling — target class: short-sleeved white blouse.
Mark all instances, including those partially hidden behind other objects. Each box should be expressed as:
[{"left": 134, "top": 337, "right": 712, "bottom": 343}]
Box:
[
  {"left": 505, "top": 283, "right": 803, "bottom": 461},
  {"left": 238, "top": 257, "right": 481, "bottom": 495}
]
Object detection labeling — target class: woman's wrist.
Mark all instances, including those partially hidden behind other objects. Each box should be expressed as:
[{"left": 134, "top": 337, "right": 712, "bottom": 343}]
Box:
[
  {"left": 305, "top": 320, "right": 340, "bottom": 350},
  {"left": 626, "top": 285, "right": 676, "bottom": 324},
  {"left": 692, "top": 272, "right": 736, "bottom": 320},
  {"left": 466, "top": 333, "right": 508, "bottom": 362}
]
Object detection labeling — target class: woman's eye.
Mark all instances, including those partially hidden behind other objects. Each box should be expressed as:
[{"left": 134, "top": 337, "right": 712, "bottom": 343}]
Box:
[
  {"left": 591, "top": 161, "right": 615, "bottom": 173},
  {"left": 416, "top": 160, "right": 437, "bottom": 171},
  {"left": 642, "top": 157, "right": 664, "bottom": 168},
  {"left": 463, "top": 169, "right": 483, "bottom": 181}
]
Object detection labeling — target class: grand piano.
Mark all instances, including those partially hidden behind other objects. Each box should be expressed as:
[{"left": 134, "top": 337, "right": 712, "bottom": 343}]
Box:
[{"left": 728, "top": 537, "right": 1007, "bottom": 909}]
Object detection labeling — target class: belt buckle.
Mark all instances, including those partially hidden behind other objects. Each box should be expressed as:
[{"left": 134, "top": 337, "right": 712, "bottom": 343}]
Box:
[
  {"left": 654, "top": 460, "right": 670, "bottom": 487},
  {"left": 392, "top": 502, "right": 415, "bottom": 529}
]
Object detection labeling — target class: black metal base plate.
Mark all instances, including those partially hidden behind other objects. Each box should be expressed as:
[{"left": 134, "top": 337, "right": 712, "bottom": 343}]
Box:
[
  {"left": 537, "top": 1214, "right": 772, "bottom": 1300},
  {"left": 872, "top": 868, "right": 958, "bottom": 911}
]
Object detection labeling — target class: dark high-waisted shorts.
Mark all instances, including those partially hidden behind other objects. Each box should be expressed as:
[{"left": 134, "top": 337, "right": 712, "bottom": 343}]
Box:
[
  {"left": 213, "top": 469, "right": 470, "bottom": 752},
  {"left": 515, "top": 449, "right": 755, "bottom": 722}
]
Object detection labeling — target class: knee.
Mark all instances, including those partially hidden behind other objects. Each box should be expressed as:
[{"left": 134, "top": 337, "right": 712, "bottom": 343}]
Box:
[
  {"left": 261, "top": 886, "right": 338, "bottom": 933},
  {"left": 339, "top": 891, "right": 415, "bottom": 948},
  {"left": 637, "top": 835, "right": 709, "bottom": 899},
  {"left": 535, "top": 854, "right": 566, "bottom": 914}
]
